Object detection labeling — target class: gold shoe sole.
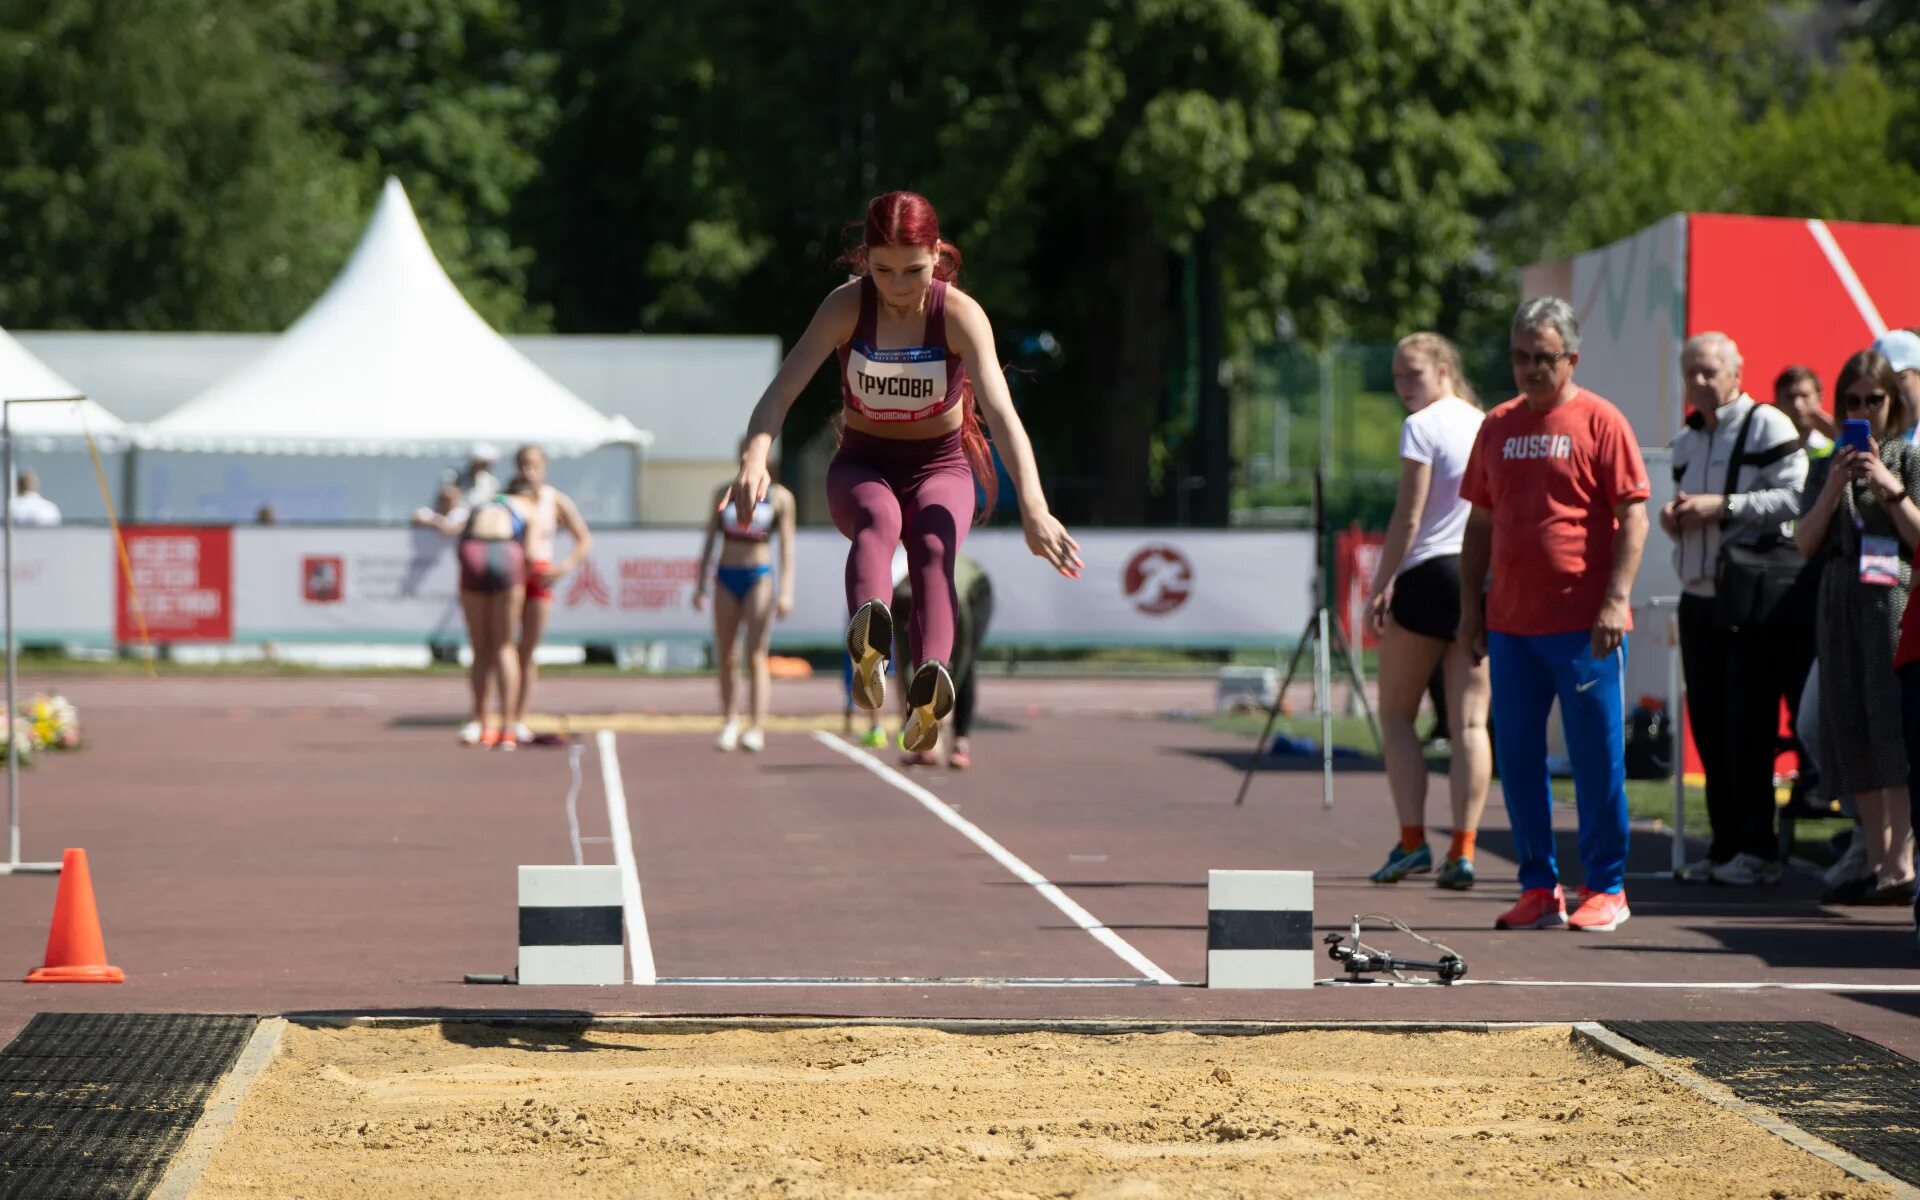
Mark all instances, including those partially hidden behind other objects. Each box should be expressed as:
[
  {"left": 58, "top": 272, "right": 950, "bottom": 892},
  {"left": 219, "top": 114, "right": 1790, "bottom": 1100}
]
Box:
[
  {"left": 846, "top": 600, "right": 893, "bottom": 711},
  {"left": 901, "top": 662, "right": 955, "bottom": 753}
]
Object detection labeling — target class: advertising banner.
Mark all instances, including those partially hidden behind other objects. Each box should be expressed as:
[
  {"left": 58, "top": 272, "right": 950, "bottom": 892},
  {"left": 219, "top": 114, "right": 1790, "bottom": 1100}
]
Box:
[
  {"left": 17, "top": 526, "right": 1313, "bottom": 648},
  {"left": 228, "top": 527, "right": 1312, "bottom": 647},
  {"left": 3, "top": 528, "right": 113, "bottom": 641},
  {"left": 1334, "top": 530, "right": 1385, "bottom": 651},
  {"left": 116, "top": 525, "right": 232, "bottom": 642}
]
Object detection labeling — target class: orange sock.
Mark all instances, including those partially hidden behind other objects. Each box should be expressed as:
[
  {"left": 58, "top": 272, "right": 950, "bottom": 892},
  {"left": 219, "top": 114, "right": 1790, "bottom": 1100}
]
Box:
[
  {"left": 1449, "top": 830, "right": 1477, "bottom": 862},
  {"left": 1399, "top": 826, "right": 1425, "bottom": 854}
]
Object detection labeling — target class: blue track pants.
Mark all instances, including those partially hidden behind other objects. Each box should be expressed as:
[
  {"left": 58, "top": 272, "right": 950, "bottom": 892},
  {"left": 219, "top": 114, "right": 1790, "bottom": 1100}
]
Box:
[{"left": 1488, "top": 630, "right": 1631, "bottom": 895}]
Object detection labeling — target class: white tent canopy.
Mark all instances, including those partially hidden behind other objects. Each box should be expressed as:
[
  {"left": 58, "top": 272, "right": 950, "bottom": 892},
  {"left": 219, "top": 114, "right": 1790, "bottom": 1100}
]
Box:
[
  {"left": 0, "top": 325, "right": 130, "bottom": 450},
  {"left": 143, "top": 177, "right": 648, "bottom": 457}
]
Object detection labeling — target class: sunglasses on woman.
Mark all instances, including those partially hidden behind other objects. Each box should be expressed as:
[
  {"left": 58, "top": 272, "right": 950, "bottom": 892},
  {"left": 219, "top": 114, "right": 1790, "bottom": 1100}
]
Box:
[{"left": 1845, "top": 392, "right": 1889, "bottom": 411}]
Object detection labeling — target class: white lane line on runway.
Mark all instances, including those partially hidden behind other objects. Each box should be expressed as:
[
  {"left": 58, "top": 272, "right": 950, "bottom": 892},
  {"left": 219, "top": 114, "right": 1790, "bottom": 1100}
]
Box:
[
  {"left": 1331, "top": 978, "right": 1920, "bottom": 992},
  {"left": 1461, "top": 979, "right": 1920, "bottom": 992},
  {"left": 596, "top": 729, "right": 657, "bottom": 985},
  {"left": 658, "top": 976, "right": 1171, "bottom": 988},
  {"left": 811, "top": 730, "right": 1181, "bottom": 986}
]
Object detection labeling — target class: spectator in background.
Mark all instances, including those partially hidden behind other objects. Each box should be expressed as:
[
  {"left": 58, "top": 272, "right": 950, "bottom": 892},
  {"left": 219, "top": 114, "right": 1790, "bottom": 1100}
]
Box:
[
  {"left": 1775, "top": 365, "right": 1835, "bottom": 454},
  {"left": 451, "top": 443, "right": 500, "bottom": 508},
  {"left": 411, "top": 482, "right": 470, "bottom": 537},
  {"left": 1662, "top": 333, "right": 1808, "bottom": 885},
  {"left": 1797, "top": 349, "right": 1920, "bottom": 906},
  {"left": 693, "top": 445, "right": 796, "bottom": 754},
  {"left": 1459, "top": 296, "right": 1649, "bottom": 933},
  {"left": 1872, "top": 330, "right": 1920, "bottom": 438},
  {"left": 454, "top": 479, "right": 534, "bottom": 749},
  {"left": 413, "top": 482, "right": 472, "bottom": 664},
  {"left": 12, "top": 470, "right": 60, "bottom": 526},
  {"left": 1776, "top": 365, "right": 1840, "bottom": 820},
  {"left": 508, "top": 445, "right": 593, "bottom": 749},
  {"left": 1362, "top": 331, "right": 1490, "bottom": 891}
]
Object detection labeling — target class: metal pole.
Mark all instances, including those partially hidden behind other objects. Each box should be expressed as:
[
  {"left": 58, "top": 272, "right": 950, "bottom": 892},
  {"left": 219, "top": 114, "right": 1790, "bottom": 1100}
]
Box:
[
  {"left": 4, "top": 398, "right": 15, "bottom": 867},
  {"left": 1318, "top": 347, "right": 1335, "bottom": 487},
  {"left": 1, "top": 397, "right": 72, "bottom": 875},
  {"left": 1668, "top": 607, "right": 1686, "bottom": 875},
  {"left": 1317, "top": 606, "right": 1333, "bottom": 810}
]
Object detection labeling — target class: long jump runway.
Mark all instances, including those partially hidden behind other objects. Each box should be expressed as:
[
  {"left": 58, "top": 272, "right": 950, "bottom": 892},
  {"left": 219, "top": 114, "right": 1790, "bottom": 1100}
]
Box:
[{"left": 0, "top": 675, "right": 1915, "bottom": 1060}]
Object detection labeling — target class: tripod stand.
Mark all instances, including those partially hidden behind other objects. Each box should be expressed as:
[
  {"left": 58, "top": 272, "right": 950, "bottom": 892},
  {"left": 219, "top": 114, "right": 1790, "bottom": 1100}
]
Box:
[{"left": 1233, "top": 470, "right": 1382, "bottom": 809}]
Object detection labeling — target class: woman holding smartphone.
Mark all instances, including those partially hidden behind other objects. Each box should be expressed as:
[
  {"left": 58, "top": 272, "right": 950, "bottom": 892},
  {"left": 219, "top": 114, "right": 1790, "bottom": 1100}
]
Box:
[{"left": 1798, "top": 349, "right": 1920, "bottom": 906}]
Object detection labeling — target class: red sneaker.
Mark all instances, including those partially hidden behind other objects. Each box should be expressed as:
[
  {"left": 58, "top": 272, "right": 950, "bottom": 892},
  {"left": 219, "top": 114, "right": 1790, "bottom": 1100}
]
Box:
[
  {"left": 479, "top": 726, "right": 501, "bottom": 748},
  {"left": 1494, "top": 885, "right": 1567, "bottom": 930},
  {"left": 1568, "top": 888, "right": 1630, "bottom": 932}
]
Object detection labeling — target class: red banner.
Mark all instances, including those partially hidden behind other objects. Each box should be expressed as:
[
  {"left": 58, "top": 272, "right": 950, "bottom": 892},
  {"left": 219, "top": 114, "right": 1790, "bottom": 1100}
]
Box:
[
  {"left": 1334, "top": 529, "right": 1386, "bottom": 650},
  {"left": 116, "top": 526, "right": 233, "bottom": 642}
]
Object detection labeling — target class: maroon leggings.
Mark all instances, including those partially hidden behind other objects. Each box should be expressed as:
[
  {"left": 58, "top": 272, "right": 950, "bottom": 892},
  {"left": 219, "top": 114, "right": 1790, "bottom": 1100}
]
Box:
[{"left": 827, "top": 426, "right": 974, "bottom": 666}]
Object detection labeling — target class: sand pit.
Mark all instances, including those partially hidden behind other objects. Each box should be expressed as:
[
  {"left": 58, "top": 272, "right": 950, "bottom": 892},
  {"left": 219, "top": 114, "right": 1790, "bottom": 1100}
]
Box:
[{"left": 190, "top": 1021, "right": 1890, "bottom": 1199}]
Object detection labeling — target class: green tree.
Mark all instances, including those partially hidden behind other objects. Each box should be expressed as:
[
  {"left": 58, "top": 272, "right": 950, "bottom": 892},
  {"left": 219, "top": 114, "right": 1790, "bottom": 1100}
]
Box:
[
  {"left": 526, "top": 1, "right": 1584, "bottom": 523},
  {"left": 0, "top": 0, "right": 362, "bottom": 329},
  {"left": 288, "top": 0, "right": 561, "bottom": 331},
  {"left": 1501, "top": 2, "right": 1920, "bottom": 271}
]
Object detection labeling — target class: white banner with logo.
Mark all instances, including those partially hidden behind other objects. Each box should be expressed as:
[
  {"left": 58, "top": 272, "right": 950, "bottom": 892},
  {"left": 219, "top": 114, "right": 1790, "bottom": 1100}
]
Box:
[
  {"left": 20, "top": 526, "right": 1312, "bottom": 647},
  {"left": 243, "top": 527, "right": 1313, "bottom": 647},
  {"left": 3, "top": 528, "right": 115, "bottom": 641}
]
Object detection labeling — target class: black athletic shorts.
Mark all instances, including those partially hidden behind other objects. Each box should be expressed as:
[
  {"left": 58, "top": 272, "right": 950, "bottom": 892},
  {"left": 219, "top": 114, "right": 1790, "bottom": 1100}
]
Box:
[{"left": 1388, "top": 553, "right": 1462, "bottom": 641}]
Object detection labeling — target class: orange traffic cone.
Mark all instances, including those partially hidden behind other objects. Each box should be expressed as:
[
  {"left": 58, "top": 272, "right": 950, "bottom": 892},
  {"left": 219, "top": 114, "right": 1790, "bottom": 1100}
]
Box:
[{"left": 26, "top": 848, "right": 124, "bottom": 983}]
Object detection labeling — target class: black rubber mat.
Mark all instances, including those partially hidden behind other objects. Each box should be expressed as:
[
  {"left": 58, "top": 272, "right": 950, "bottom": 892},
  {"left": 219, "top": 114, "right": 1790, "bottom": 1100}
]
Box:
[
  {"left": 0, "top": 1012, "right": 257, "bottom": 1199},
  {"left": 1606, "top": 1020, "right": 1920, "bottom": 1187}
]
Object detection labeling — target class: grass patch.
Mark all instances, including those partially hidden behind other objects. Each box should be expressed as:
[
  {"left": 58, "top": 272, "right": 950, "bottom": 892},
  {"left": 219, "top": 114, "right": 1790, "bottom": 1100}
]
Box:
[{"left": 1203, "top": 711, "right": 1383, "bottom": 746}]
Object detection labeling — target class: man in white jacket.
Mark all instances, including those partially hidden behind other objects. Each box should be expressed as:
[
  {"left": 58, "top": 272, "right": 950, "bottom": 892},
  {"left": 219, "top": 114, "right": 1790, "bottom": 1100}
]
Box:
[{"left": 1661, "top": 332, "right": 1809, "bottom": 885}]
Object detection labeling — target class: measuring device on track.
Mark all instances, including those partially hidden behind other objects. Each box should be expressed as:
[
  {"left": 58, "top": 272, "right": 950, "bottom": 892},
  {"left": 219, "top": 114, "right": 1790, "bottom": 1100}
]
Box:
[{"left": 1323, "top": 913, "right": 1468, "bottom": 985}]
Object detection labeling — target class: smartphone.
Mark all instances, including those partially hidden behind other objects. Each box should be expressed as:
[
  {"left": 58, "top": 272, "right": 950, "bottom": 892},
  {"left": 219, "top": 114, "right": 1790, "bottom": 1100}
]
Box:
[{"left": 1841, "top": 419, "right": 1873, "bottom": 454}]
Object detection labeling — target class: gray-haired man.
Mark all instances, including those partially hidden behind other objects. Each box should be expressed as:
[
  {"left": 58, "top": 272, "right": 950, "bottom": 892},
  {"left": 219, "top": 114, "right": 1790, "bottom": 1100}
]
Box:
[
  {"left": 1662, "top": 332, "right": 1808, "bottom": 886},
  {"left": 1459, "top": 297, "right": 1649, "bottom": 933}
]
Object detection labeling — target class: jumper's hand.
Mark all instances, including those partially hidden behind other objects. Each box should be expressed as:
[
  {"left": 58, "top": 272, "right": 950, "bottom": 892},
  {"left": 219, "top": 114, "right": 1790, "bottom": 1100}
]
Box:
[
  {"left": 1023, "top": 510, "right": 1083, "bottom": 578},
  {"left": 725, "top": 460, "right": 771, "bottom": 527}
]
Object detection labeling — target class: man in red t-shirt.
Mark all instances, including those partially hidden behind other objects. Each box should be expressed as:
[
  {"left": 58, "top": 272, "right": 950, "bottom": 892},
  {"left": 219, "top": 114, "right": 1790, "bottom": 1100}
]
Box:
[{"left": 1459, "top": 296, "right": 1650, "bottom": 934}]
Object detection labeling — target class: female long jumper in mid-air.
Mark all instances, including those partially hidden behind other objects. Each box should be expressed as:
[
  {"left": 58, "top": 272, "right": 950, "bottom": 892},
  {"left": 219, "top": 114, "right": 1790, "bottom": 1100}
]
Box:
[{"left": 727, "top": 190, "right": 1082, "bottom": 753}]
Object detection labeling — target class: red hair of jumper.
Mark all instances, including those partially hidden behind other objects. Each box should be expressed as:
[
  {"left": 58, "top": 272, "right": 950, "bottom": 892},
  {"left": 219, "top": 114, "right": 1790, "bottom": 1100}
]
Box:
[{"left": 844, "top": 191, "right": 997, "bottom": 515}]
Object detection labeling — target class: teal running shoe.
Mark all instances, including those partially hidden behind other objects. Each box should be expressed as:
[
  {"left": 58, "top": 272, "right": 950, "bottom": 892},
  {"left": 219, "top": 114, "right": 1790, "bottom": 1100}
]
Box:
[
  {"left": 1435, "top": 856, "right": 1476, "bottom": 890},
  {"left": 1369, "top": 842, "right": 1432, "bottom": 883}
]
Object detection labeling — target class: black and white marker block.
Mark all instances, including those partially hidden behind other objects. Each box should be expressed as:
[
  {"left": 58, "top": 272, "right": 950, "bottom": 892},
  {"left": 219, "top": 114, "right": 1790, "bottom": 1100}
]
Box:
[
  {"left": 1206, "top": 869, "right": 1315, "bottom": 989},
  {"left": 518, "top": 865, "right": 625, "bottom": 986}
]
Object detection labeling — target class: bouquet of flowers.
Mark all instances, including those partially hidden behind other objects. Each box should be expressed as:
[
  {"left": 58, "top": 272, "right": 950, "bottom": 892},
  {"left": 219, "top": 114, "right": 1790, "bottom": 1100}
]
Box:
[
  {"left": 0, "top": 714, "right": 33, "bottom": 763},
  {"left": 22, "top": 694, "right": 78, "bottom": 752}
]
